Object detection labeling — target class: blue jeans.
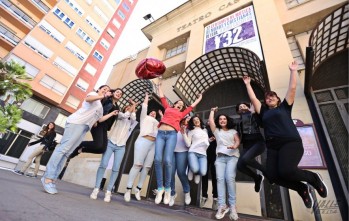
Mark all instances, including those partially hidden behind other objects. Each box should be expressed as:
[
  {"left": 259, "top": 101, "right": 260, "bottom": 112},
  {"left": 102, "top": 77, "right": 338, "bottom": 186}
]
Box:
[
  {"left": 215, "top": 155, "right": 238, "bottom": 207},
  {"left": 95, "top": 140, "right": 125, "bottom": 191},
  {"left": 44, "top": 123, "right": 89, "bottom": 180},
  {"left": 188, "top": 152, "right": 207, "bottom": 176},
  {"left": 171, "top": 151, "right": 190, "bottom": 196},
  {"left": 154, "top": 130, "right": 177, "bottom": 190}
]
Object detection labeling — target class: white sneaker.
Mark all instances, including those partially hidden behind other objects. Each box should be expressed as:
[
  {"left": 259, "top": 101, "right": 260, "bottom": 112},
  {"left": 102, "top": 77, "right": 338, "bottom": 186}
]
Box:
[
  {"left": 104, "top": 191, "right": 112, "bottom": 203},
  {"left": 229, "top": 206, "right": 239, "bottom": 220},
  {"left": 124, "top": 189, "right": 131, "bottom": 202},
  {"left": 194, "top": 175, "right": 201, "bottom": 184},
  {"left": 184, "top": 192, "right": 191, "bottom": 205},
  {"left": 200, "top": 197, "right": 207, "bottom": 208},
  {"left": 90, "top": 188, "right": 99, "bottom": 200},
  {"left": 134, "top": 188, "right": 141, "bottom": 201},
  {"left": 215, "top": 205, "right": 229, "bottom": 219},
  {"left": 155, "top": 189, "right": 164, "bottom": 204},
  {"left": 163, "top": 190, "right": 171, "bottom": 204},
  {"left": 188, "top": 170, "right": 193, "bottom": 181},
  {"left": 169, "top": 193, "right": 177, "bottom": 207}
]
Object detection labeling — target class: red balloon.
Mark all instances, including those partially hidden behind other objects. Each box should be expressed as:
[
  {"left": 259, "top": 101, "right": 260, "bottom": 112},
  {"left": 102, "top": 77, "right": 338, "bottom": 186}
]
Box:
[{"left": 135, "top": 58, "right": 166, "bottom": 79}]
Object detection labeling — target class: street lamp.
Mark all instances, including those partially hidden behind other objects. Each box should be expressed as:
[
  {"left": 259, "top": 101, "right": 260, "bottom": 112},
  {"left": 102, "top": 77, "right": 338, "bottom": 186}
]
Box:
[{"left": 143, "top": 13, "right": 154, "bottom": 22}]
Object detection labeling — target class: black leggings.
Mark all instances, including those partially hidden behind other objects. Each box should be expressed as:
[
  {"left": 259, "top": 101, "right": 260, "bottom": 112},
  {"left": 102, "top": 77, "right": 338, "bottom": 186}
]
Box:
[
  {"left": 202, "top": 145, "right": 217, "bottom": 198},
  {"left": 266, "top": 138, "right": 317, "bottom": 193},
  {"left": 70, "top": 122, "right": 108, "bottom": 158},
  {"left": 237, "top": 139, "right": 266, "bottom": 180}
]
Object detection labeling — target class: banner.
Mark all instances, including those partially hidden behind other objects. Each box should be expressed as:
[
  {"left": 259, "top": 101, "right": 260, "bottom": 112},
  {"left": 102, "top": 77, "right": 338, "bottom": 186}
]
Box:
[{"left": 203, "top": 5, "right": 263, "bottom": 59}]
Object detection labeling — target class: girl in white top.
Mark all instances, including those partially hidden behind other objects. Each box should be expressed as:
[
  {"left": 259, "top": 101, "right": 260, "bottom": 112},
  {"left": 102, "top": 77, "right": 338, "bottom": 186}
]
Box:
[
  {"left": 124, "top": 93, "right": 162, "bottom": 202},
  {"left": 209, "top": 107, "right": 240, "bottom": 221},
  {"left": 168, "top": 116, "right": 192, "bottom": 206},
  {"left": 41, "top": 85, "right": 117, "bottom": 195},
  {"left": 90, "top": 100, "right": 138, "bottom": 203},
  {"left": 183, "top": 116, "right": 209, "bottom": 184}
]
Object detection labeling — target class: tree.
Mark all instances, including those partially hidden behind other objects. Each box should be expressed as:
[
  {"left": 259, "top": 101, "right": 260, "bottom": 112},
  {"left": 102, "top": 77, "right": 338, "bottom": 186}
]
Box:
[{"left": 0, "top": 59, "right": 33, "bottom": 133}]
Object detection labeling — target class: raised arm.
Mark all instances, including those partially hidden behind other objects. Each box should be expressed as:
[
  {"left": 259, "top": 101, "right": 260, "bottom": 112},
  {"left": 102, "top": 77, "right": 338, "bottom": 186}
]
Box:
[
  {"left": 243, "top": 76, "right": 262, "bottom": 114},
  {"left": 209, "top": 107, "right": 218, "bottom": 133},
  {"left": 285, "top": 61, "right": 298, "bottom": 105},
  {"left": 190, "top": 94, "right": 202, "bottom": 108},
  {"left": 85, "top": 91, "right": 112, "bottom": 102},
  {"left": 158, "top": 81, "right": 164, "bottom": 98}
]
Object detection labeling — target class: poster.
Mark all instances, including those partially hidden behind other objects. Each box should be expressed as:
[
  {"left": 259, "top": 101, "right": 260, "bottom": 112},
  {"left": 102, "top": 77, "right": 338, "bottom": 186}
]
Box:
[
  {"left": 297, "top": 125, "right": 326, "bottom": 168},
  {"left": 203, "top": 5, "right": 264, "bottom": 59}
]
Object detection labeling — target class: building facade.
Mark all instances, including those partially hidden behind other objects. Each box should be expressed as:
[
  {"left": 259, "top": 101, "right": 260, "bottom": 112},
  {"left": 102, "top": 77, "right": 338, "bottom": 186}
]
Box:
[
  {"left": 99, "top": 0, "right": 347, "bottom": 220},
  {"left": 0, "top": 0, "right": 137, "bottom": 175}
]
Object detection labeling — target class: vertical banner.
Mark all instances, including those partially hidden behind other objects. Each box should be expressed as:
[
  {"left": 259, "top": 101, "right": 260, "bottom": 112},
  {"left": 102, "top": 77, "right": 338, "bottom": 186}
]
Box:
[{"left": 203, "top": 5, "right": 263, "bottom": 60}]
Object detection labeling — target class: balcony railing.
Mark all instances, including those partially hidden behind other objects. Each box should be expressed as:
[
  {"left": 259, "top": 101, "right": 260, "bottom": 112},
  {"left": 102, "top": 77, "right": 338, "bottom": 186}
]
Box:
[
  {"left": 0, "top": 23, "right": 20, "bottom": 46},
  {"left": 0, "top": 0, "right": 37, "bottom": 28}
]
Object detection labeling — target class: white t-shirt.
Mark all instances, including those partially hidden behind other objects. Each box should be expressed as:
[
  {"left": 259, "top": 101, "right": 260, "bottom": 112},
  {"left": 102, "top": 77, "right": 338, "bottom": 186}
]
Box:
[
  {"left": 66, "top": 91, "right": 103, "bottom": 129},
  {"left": 184, "top": 127, "right": 209, "bottom": 155},
  {"left": 214, "top": 129, "right": 239, "bottom": 157},
  {"left": 138, "top": 103, "right": 159, "bottom": 138},
  {"left": 174, "top": 132, "right": 189, "bottom": 152}
]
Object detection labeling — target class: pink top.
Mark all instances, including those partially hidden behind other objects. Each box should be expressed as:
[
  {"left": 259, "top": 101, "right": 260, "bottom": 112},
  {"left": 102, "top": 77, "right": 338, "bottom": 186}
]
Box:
[{"left": 158, "top": 97, "right": 193, "bottom": 132}]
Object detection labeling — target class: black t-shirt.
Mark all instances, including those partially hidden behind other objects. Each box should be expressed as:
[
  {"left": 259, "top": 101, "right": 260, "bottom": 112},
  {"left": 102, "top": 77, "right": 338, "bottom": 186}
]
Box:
[
  {"left": 102, "top": 98, "right": 120, "bottom": 131},
  {"left": 260, "top": 99, "right": 300, "bottom": 139}
]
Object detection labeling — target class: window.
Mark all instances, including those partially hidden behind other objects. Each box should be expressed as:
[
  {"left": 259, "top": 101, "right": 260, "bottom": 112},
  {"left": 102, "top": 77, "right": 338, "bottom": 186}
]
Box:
[
  {"left": 94, "top": 6, "right": 109, "bottom": 23},
  {"left": 118, "top": 10, "right": 125, "bottom": 20},
  {"left": 112, "top": 19, "right": 121, "bottom": 29},
  {"left": 7, "top": 54, "right": 39, "bottom": 78},
  {"left": 76, "top": 28, "right": 94, "bottom": 46},
  {"left": 76, "top": 78, "right": 89, "bottom": 91},
  {"left": 165, "top": 42, "right": 187, "bottom": 59},
  {"left": 66, "top": 95, "right": 80, "bottom": 109},
  {"left": 53, "top": 8, "right": 75, "bottom": 29},
  {"left": 101, "top": 0, "right": 114, "bottom": 13},
  {"left": 55, "top": 113, "right": 67, "bottom": 127},
  {"left": 40, "top": 75, "right": 67, "bottom": 95},
  {"left": 24, "top": 35, "right": 53, "bottom": 59},
  {"left": 65, "top": 41, "right": 87, "bottom": 61},
  {"left": 21, "top": 98, "right": 50, "bottom": 118},
  {"left": 85, "top": 16, "right": 102, "bottom": 34},
  {"left": 39, "top": 20, "right": 65, "bottom": 43},
  {"left": 64, "top": 0, "right": 84, "bottom": 16},
  {"left": 122, "top": 2, "right": 130, "bottom": 11},
  {"left": 285, "top": 0, "right": 312, "bottom": 9},
  {"left": 93, "top": 51, "right": 103, "bottom": 62},
  {"left": 100, "top": 38, "right": 110, "bottom": 50},
  {"left": 84, "top": 63, "right": 97, "bottom": 76},
  {"left": 107, "top": 28, "right": 115, "bottom": 38},
  {"left": 53, "top": 57, "right": 78, "bottom": 76}
]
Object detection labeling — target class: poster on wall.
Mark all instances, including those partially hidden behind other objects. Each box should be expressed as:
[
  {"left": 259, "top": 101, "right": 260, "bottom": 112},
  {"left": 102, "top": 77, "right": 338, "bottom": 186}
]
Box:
[
  {"left": 297, "top": 124, "right": 326, "bottom": 168},
  {"left": 203, "top": 5, "right": 264, "bottom": 60}
]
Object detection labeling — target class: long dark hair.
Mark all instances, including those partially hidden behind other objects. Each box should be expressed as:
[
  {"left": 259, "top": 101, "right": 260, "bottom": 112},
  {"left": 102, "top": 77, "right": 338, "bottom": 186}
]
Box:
[
  {"left": 214, "top": 114, "right": 235, "bottom": 130},
  {"left": 173, "top": 100, "right": 186, "bottom": 111},
  {"left": 43, "top": 122, "right": 55, "bottom": 135},
  {"left": 188, "top": 116, "right": 205, "bottom": 130}
]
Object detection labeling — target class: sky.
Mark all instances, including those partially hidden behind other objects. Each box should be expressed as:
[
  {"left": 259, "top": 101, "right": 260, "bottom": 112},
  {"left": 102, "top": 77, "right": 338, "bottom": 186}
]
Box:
[{"left": 95, "top": 0, "right": 188, "bottom": 88}]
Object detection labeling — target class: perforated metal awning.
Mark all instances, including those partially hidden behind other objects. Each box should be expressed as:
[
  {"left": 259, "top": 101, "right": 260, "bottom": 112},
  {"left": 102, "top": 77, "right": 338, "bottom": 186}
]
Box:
[{"left": 173, "top": 47, "right": 269, "bottom": 104}]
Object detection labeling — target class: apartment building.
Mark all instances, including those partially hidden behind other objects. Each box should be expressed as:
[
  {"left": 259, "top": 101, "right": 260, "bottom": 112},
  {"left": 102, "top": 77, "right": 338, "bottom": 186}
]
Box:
[{"left": 0, "top": 0, "right": 137, "bottom": 172}]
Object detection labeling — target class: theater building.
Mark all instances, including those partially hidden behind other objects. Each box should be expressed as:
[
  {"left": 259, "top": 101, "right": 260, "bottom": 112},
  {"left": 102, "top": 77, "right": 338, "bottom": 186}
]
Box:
[{"left": 64, "top": 0, "right": 347, "bottom": 220}]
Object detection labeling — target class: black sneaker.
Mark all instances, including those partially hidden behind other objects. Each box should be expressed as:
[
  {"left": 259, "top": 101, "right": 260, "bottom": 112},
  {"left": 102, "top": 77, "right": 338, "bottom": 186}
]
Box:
[
  {"left": 313, "top": 172, "right": 328, "bottom": 198},
  {"left": 12, "top": 170, "right": 24, "bottom": 176},
  {"left": 299, "top": 184, "right": 314, "bottom": 209},
  {"left": 25, "top": 173, "right": 38, "bottom": 178},
  {"left": 254, "top": 174, "right": 264, "bottom": 192}
]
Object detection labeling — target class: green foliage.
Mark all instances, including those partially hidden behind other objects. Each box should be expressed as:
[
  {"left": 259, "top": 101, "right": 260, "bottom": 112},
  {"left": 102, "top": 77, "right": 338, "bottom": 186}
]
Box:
[{"left": 0, "top": 59, "right": 33, "bottom": 133}]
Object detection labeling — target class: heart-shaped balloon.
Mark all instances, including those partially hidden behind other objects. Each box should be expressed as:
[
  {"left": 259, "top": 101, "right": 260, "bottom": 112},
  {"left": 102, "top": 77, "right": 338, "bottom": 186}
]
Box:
[{"left": 135, "top": 58, "right": 166, "bottom": 79}]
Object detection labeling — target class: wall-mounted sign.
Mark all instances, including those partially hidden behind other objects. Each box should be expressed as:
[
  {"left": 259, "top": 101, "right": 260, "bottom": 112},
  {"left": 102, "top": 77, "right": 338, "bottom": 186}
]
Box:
[
  {"left": 203, "top": 5, "right": 264, "bottom": 60},
  {"left": 297, "top": 124, "right": 326, "bottom": 169}
]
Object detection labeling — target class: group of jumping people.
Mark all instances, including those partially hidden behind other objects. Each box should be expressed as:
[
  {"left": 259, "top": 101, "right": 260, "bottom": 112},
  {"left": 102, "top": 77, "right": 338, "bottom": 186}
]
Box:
[{"left": 15, "top": 60, "right": 328, "bottom": 220}]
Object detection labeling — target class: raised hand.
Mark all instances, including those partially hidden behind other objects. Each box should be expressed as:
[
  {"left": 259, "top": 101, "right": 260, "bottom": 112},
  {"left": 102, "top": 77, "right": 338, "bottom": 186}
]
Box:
[
  {"left": 211, "top": 107, "right": 218, "bottom": 112},
  {"left": 242, "top": 76, "right": 251, "bottom": 85},
  {"left": 289, "top": 60, "right": 298, "bottom": 71}
]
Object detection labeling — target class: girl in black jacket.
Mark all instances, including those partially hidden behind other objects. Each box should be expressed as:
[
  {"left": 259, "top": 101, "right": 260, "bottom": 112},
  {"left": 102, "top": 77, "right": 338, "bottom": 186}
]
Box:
[{"left": 13, "top": 122, "right": 56, "bottom": 178}]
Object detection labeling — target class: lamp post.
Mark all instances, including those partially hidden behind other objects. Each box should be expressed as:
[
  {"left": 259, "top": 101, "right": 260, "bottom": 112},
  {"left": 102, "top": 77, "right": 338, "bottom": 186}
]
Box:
[{"left": 143, "top": 13, "right": 154, "bottom": 22}]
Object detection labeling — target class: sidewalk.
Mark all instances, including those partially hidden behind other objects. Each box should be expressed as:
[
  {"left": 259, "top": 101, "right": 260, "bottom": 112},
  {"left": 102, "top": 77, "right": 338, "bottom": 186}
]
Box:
[{"left": 0, "top": 168, "right": 269, "bottom": 221}]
